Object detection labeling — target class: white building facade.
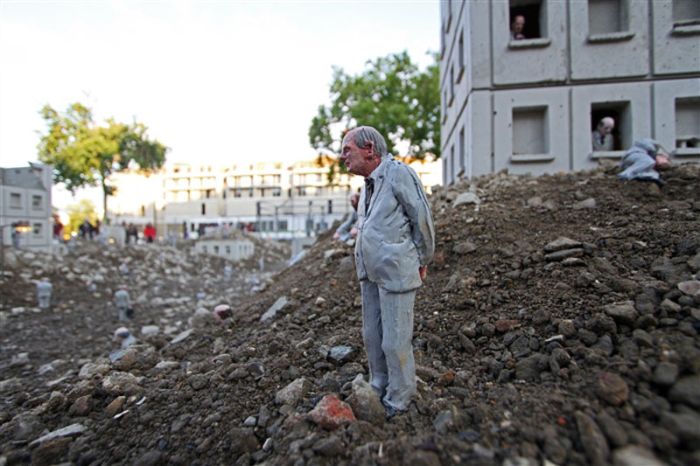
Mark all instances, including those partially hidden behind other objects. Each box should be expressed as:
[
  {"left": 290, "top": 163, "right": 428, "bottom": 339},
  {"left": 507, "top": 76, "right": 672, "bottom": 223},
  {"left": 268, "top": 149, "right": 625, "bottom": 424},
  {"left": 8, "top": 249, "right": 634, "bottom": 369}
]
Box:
[
  {"left": 440, "top": 0, "right": 700, "bottom": 183},
  {"left": 0, "top": 163, "right": 53, "bottom": 251}
]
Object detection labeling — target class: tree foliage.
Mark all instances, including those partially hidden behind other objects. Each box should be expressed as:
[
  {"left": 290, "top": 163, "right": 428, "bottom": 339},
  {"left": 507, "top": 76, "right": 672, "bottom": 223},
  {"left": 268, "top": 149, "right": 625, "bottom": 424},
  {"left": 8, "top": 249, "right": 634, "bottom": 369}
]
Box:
[
  {"left": 37, "top": 102, "right": 167, "bottom": 218},
  {"left": 309, "top": 51, "right": 440, "bottom": 177},
  {"left": 65, "top": 199, "right": 98, "bottom": 237}
]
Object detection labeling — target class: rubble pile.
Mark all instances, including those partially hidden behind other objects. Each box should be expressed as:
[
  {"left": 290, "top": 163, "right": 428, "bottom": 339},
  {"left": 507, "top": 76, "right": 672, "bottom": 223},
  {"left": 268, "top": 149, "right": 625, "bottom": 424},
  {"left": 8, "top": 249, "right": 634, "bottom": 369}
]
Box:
[{"left": 1, "top": 164, "right": 699, "bottom": 466}]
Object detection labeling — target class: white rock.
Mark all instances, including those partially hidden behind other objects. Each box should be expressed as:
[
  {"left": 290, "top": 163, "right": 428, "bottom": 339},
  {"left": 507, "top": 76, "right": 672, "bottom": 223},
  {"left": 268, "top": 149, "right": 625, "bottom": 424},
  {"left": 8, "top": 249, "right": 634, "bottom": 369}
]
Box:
[
  {"left": 453, "top": 192, "right": 481, "bottom": 207},
  {"left": 141, "top": 325, "right": 160, "bottom": 336},
  {"left": 260, "top": 296, "right": 288, "bottom": 322},
  {"left": 30, "top": 423, "right": 86, "bottom": 446}
]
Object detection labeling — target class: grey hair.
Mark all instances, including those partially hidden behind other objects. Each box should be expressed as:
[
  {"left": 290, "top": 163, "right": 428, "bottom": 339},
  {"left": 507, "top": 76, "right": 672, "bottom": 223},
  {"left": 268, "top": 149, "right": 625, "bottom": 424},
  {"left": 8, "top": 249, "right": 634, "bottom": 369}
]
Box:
[{"left": 346, "top": 126, "right": 388, "bottom": 158}]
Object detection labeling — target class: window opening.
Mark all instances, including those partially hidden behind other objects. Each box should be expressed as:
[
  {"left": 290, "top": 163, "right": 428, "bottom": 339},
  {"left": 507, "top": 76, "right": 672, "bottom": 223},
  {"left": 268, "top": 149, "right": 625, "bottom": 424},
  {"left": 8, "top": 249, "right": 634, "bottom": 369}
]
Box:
[
  {"left": 673, "top": 0, "right": 700, "bottom": 26},
  {"left": 590, "top": 102, "right": 631, "bottom": 152},
  {"left": 509, "top": 0, "right": 545, "bottom": 39},
  {"left": 675, "top": 97, "right": 700, "bottom": 149},
  {"left": 512, "top": 106, "right": 549, "bottom": 155},
  {"left": 588, "top": 0, "right": 629, "bottom": 35}
]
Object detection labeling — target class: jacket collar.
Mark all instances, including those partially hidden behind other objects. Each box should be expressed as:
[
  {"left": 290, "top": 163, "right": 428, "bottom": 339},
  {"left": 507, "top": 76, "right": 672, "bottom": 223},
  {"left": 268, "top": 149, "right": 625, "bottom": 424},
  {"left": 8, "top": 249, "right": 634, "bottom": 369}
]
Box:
[{"left": 364, "top": 154, "right": 392, "bottom": 216}]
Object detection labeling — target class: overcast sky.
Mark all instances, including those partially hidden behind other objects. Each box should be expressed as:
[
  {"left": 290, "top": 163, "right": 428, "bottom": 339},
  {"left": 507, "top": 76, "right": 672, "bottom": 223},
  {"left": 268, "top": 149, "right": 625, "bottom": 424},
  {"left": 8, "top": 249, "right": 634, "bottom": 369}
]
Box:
[{"left": 0, "top": 0, "right": 440, "bottom": 171}]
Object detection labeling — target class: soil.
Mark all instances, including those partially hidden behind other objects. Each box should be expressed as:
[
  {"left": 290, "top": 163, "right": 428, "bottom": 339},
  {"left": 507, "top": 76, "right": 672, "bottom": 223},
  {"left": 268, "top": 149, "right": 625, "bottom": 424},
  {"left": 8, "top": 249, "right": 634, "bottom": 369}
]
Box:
[{"left": 1, "top": 164, "right": 699, "bottom": 466}]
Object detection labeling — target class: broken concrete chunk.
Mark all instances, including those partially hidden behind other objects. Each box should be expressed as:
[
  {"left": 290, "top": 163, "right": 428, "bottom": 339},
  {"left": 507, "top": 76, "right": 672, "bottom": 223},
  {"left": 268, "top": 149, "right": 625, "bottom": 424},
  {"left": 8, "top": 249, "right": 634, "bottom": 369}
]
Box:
[{"left": 260, "top": 296, "right": 288, "bottom": 322}]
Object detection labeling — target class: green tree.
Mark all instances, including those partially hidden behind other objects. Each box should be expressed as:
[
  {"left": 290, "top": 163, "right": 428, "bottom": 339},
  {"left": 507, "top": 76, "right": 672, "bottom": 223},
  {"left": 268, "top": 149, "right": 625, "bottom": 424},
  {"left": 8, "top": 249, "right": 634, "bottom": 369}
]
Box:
[
  {"left": 309, "top": 51, "right": 440, "bottom": 178},
  {"left": 37, "top": 103, "right": 168, "bottom": 219},
  {"left": 65, "top": 199, "right": 98, "bottom": 237}
]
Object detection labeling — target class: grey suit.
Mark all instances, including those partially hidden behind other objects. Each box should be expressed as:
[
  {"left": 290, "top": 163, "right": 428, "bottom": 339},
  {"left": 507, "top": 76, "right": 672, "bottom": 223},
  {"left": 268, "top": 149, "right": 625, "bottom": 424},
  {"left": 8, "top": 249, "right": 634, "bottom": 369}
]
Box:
[{"left": 355, "top": 154, "right": 435, "bottom": 411}]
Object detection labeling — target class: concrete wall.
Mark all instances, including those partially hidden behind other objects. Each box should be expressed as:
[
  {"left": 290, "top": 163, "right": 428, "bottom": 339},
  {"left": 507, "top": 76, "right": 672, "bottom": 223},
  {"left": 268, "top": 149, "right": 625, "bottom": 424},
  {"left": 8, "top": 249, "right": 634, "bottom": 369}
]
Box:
[
  {"left": 570, "top": 0, "right": 650, "bottom": 80},
  {"left": 651, "top": 0, "right": 700, "bottom": 76}
]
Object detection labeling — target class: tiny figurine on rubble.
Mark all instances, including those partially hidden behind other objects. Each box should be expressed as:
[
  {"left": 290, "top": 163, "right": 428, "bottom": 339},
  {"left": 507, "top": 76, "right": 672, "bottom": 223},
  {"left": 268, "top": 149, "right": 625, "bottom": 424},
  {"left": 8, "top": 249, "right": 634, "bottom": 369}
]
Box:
[
  {"left": 223, "top": 265, "right": 233, "bottom": 280},
  {"left": 36, "top": 279, "right": 53, "bottom": 309},
  {"left": 114, "top": 286, "right": 132, "bottom": 321},
  {"left": 618, "top": 138, "right": 671, "bottom": 187},
  {"left": 113, "top": 327, "right": 136, "bottom": 349}
]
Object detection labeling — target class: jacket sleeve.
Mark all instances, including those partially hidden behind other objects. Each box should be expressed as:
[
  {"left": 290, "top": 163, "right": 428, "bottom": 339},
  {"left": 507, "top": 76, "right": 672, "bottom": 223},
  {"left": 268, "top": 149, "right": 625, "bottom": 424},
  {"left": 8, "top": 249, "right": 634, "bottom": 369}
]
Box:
[
  {"left": 335, "top": 211, "right": 357, "bottom": 237},
  {"left": 391, "top": 164, "right": 435, "bottom": 266}
]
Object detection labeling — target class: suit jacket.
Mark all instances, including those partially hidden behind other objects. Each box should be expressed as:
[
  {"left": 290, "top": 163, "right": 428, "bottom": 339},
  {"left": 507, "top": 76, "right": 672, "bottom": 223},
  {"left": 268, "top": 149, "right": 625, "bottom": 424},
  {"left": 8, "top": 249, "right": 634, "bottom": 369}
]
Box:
[{"left": 355, "top": 155, "right": 435, "bottom": 292}]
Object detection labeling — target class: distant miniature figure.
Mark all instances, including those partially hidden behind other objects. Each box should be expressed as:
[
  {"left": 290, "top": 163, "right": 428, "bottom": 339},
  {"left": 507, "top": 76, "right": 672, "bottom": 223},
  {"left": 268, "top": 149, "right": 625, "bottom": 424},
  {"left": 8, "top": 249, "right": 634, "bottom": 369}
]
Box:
[
  {"left": 143, "top": 223, "right": 156, "bottom": 243},
  {"left": 592, "top": 117, "right": 615, "bottom": 151},
  {"left": 511, "top": 14, "right": 526, "bottom": 40},
  {"left": 333, "top": 193, "right": 360, "bottom": 243},
  {"left": 79, "top": 219, "right": 93, "bottom": 239},
  {"left": 126, "top": 223, "right": 138, "bottom": 244},
  {"left": 618, "top": 138, "right": 671, "bottom": 186},
  {"left": 52, "top": 214, "right": 64, "bottom": 241},
  {"left": 113, "top": 327, "right": 136, "bottom": 349},
  {"left": 114, "top": 286, "right": 132, "bottom": 321}
]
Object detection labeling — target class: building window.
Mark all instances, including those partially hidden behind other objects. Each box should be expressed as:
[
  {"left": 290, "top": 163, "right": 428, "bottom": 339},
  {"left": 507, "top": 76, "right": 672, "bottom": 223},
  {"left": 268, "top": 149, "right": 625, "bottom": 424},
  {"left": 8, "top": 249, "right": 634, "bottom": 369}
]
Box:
[
  {"left": 214, "top": 245, "right": 219, "bottom": 254},
  {"left": 675, "top": 98, "right": 700, "bottom": 149},
  {"left": 673, "top": 0, "right": 700, "bottom": 26},
  {"left": 445, "top": 0, "right": 453, "bottom": 33},
  {"left": 443, "top": 89, "right": 449, "bottom": 120},
  {"left": 33, "top": 223, "right": 42, "bottom": 236},
  {"left": 10, "top": 192, "right": 21, "bottom": 209},
  {"left": 32, "top": 195, "right": 42, "bottom": 210},
  {"left": 509, "top": 0, "right": 546, "bottom": 39},
  {"left": 203, "top": 246, "right": 207, "bottom": 253},
  {"left": 512, "top": 106, "right": 549, "bottom": 155},
  {"left": 459, "top": 127, "right": 466, "bottom": 174},
  {"left": 457, "top": 32, "right": 465, "bottom": 82},
  {"left": 590, "top": 101, "right": 631, "bottom": 152},
  {"left": 201, "top": 203, "right": 206, "bottom": 215},
  {"left": 226, "top": 246, "right": 231, "bottom": 255},
  {"left": 440, "top": 20, "right": 446, "bottom": 59},
  {"left": 588, "top": 0, "right": 629, "bottom": 36},
  {"left": 450, "top": 144, "right": 455, "bottom": 184}
]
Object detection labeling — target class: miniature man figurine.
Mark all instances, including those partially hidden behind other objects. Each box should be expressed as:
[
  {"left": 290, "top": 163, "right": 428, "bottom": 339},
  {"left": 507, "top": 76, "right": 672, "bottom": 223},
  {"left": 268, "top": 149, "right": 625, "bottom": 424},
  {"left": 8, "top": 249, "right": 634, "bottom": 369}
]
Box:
[
  {"left": 618, "top": 138, "right": 670, "bottom": 186},
  {"left": 114, "top": 286, "right": 132, "bottom": 321},
  {"left": 36, "top": 279, "right": 52, "bottom": 309},
  {"left": 511, "top": 14, "right": 526, "bottom": 40},
  {"left": 592, "top": 117, "right": 615, "bottom": 151},
  {"left": 340, "top": 126, "right": 435, "bottom": 417},
  {"left": 333, "top": 193, "right": 360, "bottom": 243}
]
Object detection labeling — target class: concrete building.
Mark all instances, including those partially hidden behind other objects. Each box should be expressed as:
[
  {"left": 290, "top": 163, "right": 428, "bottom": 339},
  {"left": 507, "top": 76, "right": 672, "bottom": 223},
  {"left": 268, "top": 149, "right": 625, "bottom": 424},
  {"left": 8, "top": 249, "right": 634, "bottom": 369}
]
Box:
[
  {"left": 440, "top": 0, "right": 700, "bottom": 183},
  {"left": 0, "top": 163, "right": 53, "bottom": 251},
  {"left": 193, "top": 237, "right": 255, "bottom": 262}
]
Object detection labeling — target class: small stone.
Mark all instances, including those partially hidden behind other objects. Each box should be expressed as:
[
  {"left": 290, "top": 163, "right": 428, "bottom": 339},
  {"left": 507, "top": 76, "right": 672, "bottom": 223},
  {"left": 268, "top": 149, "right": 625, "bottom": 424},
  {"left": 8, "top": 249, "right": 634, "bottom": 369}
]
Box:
[
  {"left": 604, "top": 302, "right": 638, "bottom": 326},
  {"left": 260, "top": 296, "right": 288, "bottom": 322},
  {"left": 31, "top": 438, "right": 72, "bottom": 466},
  {"left": 229, "top": 428, "right": 260, "bottom": 454},
  {"left": 596, "top": 410, "right": 628, "bottom": 448},
  {"left": 652, "top": 362, "right": 679, "bottom": 386},
  {"left": 312, "top": 435, "right": 344, "bottom": 457},
  {"left": 453, "top": 192, "right": 480, "bottom": 207},
  {"left": 632, "top": 329, "right": 654, "bottom": 347},
  {"left": 545, "top": 248, "right": 584, "bottom": 262},
  {"left": 576, "top": 411, "right": 610, "bottom": 466},
  {"left": 544, "top": 237, "right": 582, "bottom": 253},
  {"left": 346, "top": 375, "right": 384, "bottom": 426},
  {"left": 558, "top": 320, "right": 577, "bottom": 337},
  {"left": 68, "top": 395, "right": 92, "bottom": 416},
  {"left": 105, "top": 396, "right": 126, "bottom": 416},
  {"left": 133, "top": 450, "right": 162, "bottom": 466},
  {"left": 275, "top": 377, "right": 310, "bottom": 405},
  {"left": 495, "top": 319, "right": 519, "bottom": 333},
  {"left": 243, "top": 416, "right": 257, "bottom": 427},
  {"left": 140, "top": 325, "right": 159, "bottom": 336},
  {"left": 678, "top": 280, "right": 700, "bottom": 296},
  {"left": 612, "top": 445, "right": 666, "bottom": 466},
  {"left": 308, "top": 394, "right": 356, "bottom": 430},
  {"left": 102, "top": 372, "right": 141, "bottom": 396},
  {"left": 596, "top": 372, "right": 629, "bottom": 406},
  {"left": 660, "top": 299, "right": 681, "bottom": 313},
  {"left": 669, "top": 375, "right": 700, "bottom": 408},
  {"left": 328, "top": 346, "right": 355, "bottom": 364},
  {"left": 453, "top": 241, "right": 477, "bottom": 255},
  {"left": 659, "top": 410, "right": 700, "bottom": 445},
  {"left": 573, "top": 198, "right": 596, "bottom": 209}
]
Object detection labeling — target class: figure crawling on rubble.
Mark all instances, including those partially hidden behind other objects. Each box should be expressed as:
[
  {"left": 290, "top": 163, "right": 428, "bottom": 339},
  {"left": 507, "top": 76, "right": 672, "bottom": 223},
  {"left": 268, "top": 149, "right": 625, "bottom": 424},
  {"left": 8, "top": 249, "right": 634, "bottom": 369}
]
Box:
[
  {"left": 617, "top": 138, "right": 671, "bottom": 187},
  {"left": 340, "top": 126, "right": 435, "bottom": 418}
]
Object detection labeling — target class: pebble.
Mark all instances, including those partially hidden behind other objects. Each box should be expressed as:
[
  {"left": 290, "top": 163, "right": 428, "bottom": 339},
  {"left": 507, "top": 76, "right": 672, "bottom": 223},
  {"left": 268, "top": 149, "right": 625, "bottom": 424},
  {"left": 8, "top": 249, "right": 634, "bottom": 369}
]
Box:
[
  {"left": 669, "top": 375, "right": 700, "bottom": 408},
  {"left": 604, "top": 301, "right": 638, "bottom": 326},
  {"left": 596, "top": 372, "right": 629, "bottom": 406},
  {"left": 275, "top": 377, "right": 310, "bottom": 405},
  {"left": 652, "top": 362, "right": 679, "bottom": 386},
  {"left": 575, "top": 411, "right": 610, "bottom": 466}
]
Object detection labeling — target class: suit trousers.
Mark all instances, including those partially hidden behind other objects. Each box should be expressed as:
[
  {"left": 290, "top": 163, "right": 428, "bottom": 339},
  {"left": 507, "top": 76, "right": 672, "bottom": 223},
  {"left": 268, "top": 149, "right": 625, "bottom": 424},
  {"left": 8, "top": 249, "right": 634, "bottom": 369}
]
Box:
[{"left": 360, "top": 280, "right": 417, "bottom": 411}]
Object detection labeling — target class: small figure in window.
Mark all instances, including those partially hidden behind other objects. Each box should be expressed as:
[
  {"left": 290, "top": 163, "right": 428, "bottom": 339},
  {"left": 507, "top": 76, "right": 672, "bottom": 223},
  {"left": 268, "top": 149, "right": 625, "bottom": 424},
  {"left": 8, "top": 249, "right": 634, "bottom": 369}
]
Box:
[
  {"left": 511, "top": 15, "right": 526, "bottom": 40},
  {"left": 618, "top": 138, "right": 671, "bottom": 187},
  {"left": 592, "top": 117, "right": 615, "bottom": 151}
]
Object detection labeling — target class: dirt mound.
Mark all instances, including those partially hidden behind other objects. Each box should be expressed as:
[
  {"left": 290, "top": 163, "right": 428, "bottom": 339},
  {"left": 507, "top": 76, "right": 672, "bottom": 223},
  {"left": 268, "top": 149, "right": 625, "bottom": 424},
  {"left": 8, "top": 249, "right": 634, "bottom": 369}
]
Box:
[{"left": 1, "top": 164, "right": 699, "bottom": 466}]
